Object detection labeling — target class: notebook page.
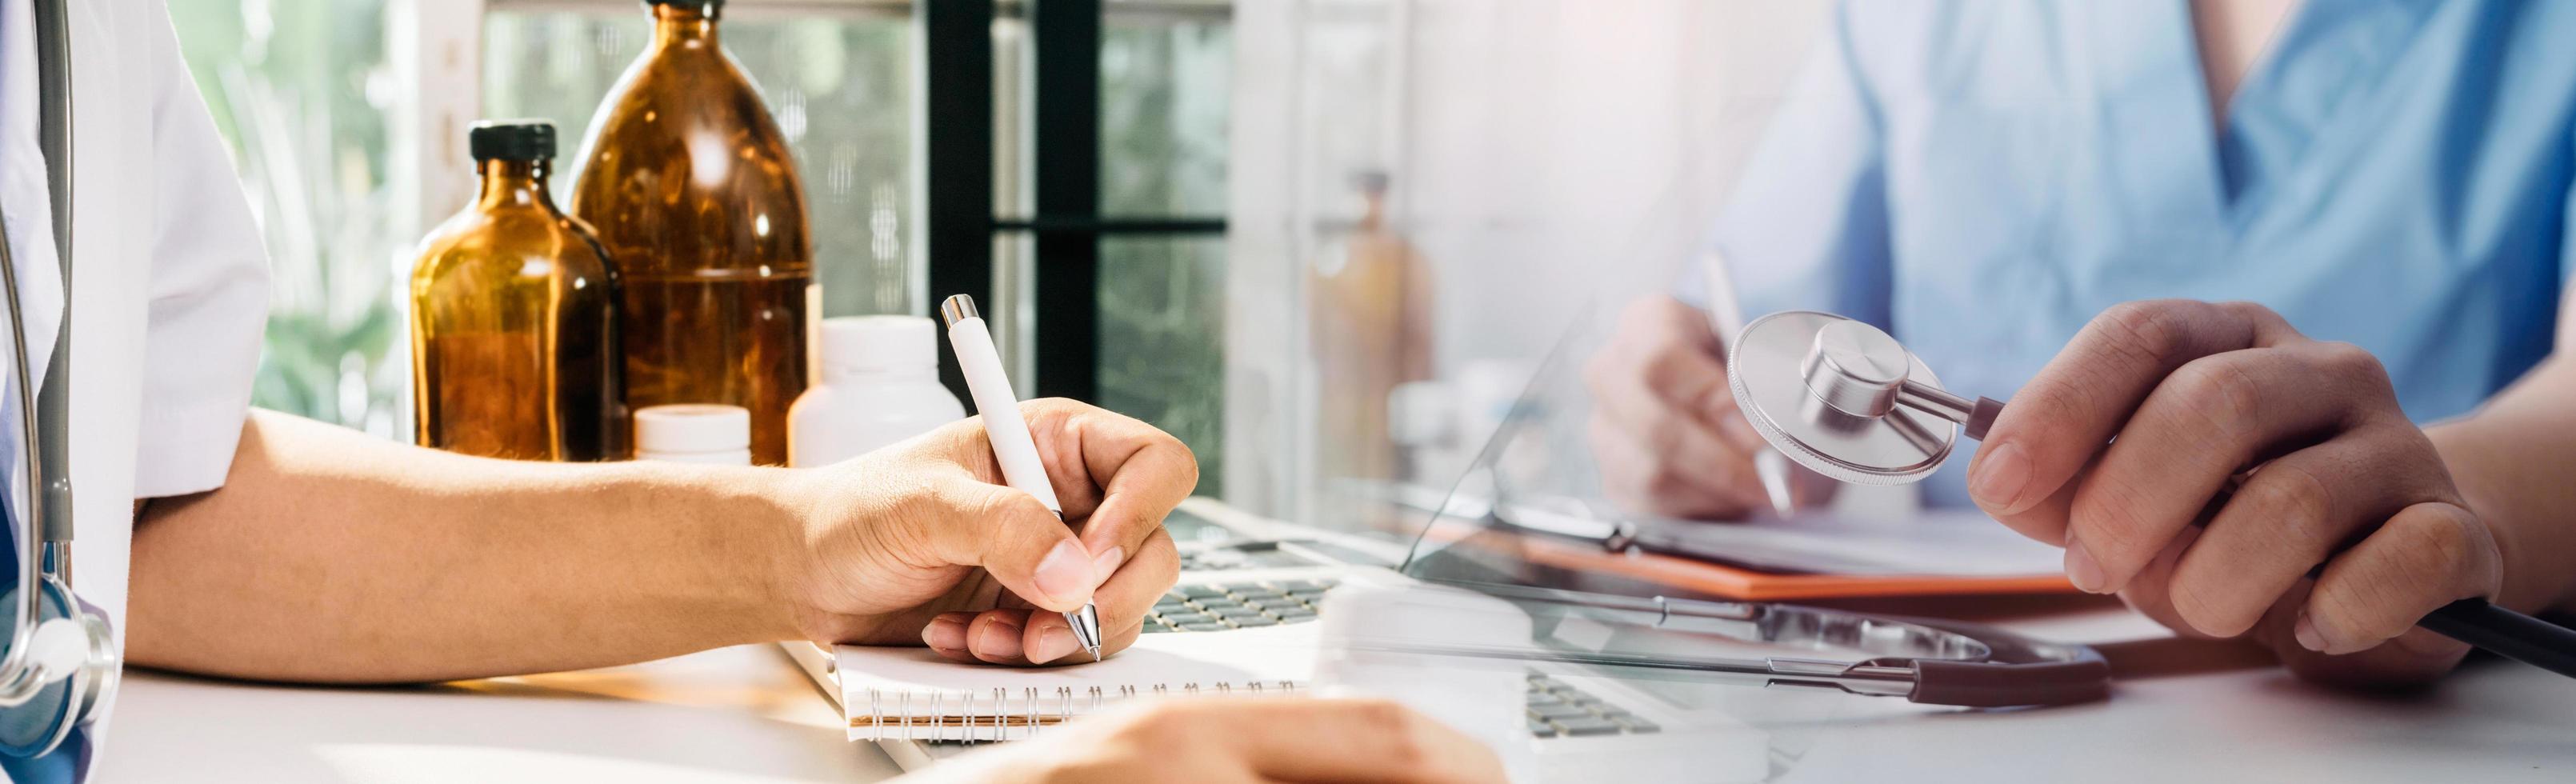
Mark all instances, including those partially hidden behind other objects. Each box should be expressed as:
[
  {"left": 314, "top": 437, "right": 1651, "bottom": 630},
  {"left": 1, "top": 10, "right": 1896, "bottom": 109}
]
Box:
[{"left": 834, "top": 624, "right": 1318, "bottom": 741}]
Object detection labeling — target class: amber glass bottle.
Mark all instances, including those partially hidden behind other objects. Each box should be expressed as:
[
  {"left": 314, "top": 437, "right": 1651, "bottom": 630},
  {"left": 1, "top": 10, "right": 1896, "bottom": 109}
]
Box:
[
  {"left": 410, "top": 121, "right": 625, "bottom": 461},
  {"left": 571, "top": 0, "right": 813, "bottom": 465}
]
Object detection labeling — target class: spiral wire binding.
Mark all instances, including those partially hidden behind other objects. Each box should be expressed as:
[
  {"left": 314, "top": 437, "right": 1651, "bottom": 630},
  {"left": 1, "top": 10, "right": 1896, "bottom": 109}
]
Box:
[{"left": 859, "top": 680, "right": 1305, "bottom": 741}]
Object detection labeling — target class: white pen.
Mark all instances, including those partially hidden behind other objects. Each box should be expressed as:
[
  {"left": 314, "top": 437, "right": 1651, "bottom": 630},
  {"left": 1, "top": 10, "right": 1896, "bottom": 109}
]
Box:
[
  {"left": 1698, "top": 251, "right": 1798, "bottom": 518},
  {"left": 939, "top": 294, "right": 1105, "bottom": 662}
]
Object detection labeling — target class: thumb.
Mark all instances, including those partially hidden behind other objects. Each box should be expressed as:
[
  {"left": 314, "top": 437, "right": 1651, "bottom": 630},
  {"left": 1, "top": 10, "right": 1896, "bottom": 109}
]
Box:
[{"left": 931, "top": 478, "right": 1103, "bottom": 613}]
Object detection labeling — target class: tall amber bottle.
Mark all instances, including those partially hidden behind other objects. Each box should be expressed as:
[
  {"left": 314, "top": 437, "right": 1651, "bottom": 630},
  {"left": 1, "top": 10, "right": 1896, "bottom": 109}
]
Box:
[
  {"left": 571, "top": 0, "right": 813, "bottom": 465},
  {"left": 410, "top": 121, "right": 625, "bottom": 461}
]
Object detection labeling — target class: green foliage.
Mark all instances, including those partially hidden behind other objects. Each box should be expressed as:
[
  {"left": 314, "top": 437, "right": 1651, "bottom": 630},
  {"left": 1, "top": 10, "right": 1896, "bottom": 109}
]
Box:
[
  {"left": 172, "top": 0, "right": 407, "bottom": 434},
  {"left": 1098, "top": 18, "right": 1234, "bottom": 494}
]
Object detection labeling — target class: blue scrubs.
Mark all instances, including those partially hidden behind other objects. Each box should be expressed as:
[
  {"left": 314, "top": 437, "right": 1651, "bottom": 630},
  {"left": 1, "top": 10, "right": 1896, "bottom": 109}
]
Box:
[{"left": 1706, "top": 0, "right": 2575, "bottom": 507}]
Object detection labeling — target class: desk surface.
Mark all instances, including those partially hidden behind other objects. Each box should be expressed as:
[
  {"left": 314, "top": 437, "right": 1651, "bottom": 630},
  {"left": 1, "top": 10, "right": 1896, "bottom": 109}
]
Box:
[
  {"left": 96, "top": 623, "right": 2575, "bottom": 782},
  {"left": 97, "top": 646, "right": 900, "bottom": 783}
]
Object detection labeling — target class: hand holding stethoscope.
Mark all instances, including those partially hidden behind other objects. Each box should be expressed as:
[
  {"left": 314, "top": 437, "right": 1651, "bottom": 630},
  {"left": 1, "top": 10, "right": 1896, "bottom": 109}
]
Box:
[{"left": 1728, "top": 303, "right": 2576, "bottom": 681}]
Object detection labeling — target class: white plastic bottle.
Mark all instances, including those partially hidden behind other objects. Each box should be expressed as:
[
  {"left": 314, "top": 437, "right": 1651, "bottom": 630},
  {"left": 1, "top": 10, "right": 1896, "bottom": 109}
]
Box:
[
  {"left": 634, "top": 404, "right": 754, "bottom": 465},
  {"left": 788, "top": 316, "right": 968, "bottom": 467}
]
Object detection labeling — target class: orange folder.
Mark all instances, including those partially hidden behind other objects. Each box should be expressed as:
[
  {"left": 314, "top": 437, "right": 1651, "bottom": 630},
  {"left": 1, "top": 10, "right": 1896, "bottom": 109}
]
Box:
[{"left": 1502, "top": 530, "right": 2076, "bottom": 602}]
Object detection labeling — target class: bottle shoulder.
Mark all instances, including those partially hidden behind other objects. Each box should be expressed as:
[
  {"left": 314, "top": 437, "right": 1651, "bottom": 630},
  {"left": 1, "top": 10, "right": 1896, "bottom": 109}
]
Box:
[
  {"left": 566, "top": 44, "right": 814, "bottom": 274},
  {"left": 413, "top": 204, "right": 617, "bottom": 282},
  {"left": 570, "top": 49, "right": 805, "bottom": 191},
  {"left": 791, "top": 379, "right": 966, "bottom": 421}
]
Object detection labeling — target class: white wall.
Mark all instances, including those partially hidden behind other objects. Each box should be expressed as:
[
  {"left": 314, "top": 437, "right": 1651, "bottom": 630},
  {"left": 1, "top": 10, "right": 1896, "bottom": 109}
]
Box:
[{"left": 1226, "top": 0, "right": 1834, "bottom": 522}]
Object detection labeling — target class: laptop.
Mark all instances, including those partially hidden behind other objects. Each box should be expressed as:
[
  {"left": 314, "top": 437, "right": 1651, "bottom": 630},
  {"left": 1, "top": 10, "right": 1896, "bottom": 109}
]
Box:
[{"left": 788, "top": 496, "right": 1726, "bottom": 770}]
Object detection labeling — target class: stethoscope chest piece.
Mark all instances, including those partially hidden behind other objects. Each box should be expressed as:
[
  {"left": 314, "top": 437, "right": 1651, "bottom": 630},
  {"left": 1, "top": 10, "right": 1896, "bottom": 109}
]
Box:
[{"left": 1727, "top": 311, "right": 1962, "bottom": 485}]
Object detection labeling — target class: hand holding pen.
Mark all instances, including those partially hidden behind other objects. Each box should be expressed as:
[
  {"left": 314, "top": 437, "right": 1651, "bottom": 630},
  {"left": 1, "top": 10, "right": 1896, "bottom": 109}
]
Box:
[{"left": 766, "top": 374, "right": 1194, "bottom": 665}]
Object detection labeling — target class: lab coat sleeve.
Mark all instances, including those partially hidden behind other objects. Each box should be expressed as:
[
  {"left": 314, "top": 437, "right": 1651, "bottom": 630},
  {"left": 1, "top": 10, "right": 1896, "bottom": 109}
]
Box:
[
  {"left": 1686, "top": 0, "right": 1894, "bottom": 329},
  {"left": 134, "top": 5, "right": 272, "bottom": 498}
]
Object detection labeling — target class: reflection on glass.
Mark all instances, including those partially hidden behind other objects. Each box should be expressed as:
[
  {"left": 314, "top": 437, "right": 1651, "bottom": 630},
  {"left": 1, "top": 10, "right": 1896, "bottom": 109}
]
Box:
[
  {"left": 568, "top": 1, "right": 816, "bottom": 466},
  {"left": 1097, "top": 8, "right": 1234, "bottom": 493},
  {"left": 1311, "top": 172, "right": 1434, "bottom": 486},
  {"left": 1102, "top": 10, "right": 1232, "bottom": 214},
  {"left": 1098, "top": 236, "right": 1227, "bottom": 494}
]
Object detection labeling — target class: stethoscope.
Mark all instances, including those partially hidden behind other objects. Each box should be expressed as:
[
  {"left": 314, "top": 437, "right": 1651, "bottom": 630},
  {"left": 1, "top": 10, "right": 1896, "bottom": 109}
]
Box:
[
  {"left": 1729, "top": 310, "right": 2576, "bottom": 679},
  {"left": 0, "top": 0, "right": 120, "bottom": 758},
  {"left": 1382, "top": 314, "right": 2114, "bottom": 710}
]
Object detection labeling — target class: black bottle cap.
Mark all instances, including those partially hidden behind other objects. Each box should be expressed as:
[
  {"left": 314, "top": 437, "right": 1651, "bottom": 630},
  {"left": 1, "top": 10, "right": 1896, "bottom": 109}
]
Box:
[
  {"left": 642, "top": 0, "right": 723, "bottom": 8},
  {"left": 468, "top": 120, "right": 555, "bottom": 162}
]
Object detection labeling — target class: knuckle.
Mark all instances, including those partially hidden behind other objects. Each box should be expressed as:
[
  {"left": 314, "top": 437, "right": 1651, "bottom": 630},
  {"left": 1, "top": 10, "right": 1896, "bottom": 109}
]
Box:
[
  {"left": 2310, "top": 341, "right": 2395, "bottom": 401},
  {"left": 2250, "top": 464, "right": 2338, "bottom": 546},
  {"left": 2094, "top": 300, "right": 2193, "bottom": 369},
  {"left": 2164, "top": 356, "right": 2263, "bottom": 435},
  {"left": 2071, "top": 478, "right": 2158, "bottom": 560},
  {"left": 2394, "top": 506, "right": 2489, "bottom": 585}
]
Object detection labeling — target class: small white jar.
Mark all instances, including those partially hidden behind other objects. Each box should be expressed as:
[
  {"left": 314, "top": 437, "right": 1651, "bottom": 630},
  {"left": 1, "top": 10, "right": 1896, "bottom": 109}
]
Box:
[
  {"left": 788, "top": 316, "right": 967, "bottom": 467},
  {"left": 634, "top": 404, "right": 754, "bottom": 466}
]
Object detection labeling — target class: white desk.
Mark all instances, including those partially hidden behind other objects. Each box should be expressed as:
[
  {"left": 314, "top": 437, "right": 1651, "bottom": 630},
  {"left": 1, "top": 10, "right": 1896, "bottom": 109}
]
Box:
[
  {"left": 94, "top": 622, "right": 2575, "bottom": 782},
  {"left": 96, "top": 646, "right": 901, "bottom": 783}
]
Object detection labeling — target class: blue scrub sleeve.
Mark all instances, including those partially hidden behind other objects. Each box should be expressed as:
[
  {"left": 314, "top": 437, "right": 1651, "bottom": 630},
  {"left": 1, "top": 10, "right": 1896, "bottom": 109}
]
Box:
[{"left": 1693, "top": 0, "right": 1894, "bottom": 330}]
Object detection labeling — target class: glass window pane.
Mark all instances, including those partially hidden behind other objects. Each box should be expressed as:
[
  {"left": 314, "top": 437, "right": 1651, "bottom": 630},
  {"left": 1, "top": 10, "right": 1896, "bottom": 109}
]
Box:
[
  {"left": 1098, "top": 235, "right": 1226, "bottom": 495},
  {"left": 1101, "top": 9, "right": 1231, "bottom": 217},
  {"left": 171, "top": 1, "right": 407, "bottom": 437},
  {"left": 482, "top": 8, "right": 919, "bottom": 318}
]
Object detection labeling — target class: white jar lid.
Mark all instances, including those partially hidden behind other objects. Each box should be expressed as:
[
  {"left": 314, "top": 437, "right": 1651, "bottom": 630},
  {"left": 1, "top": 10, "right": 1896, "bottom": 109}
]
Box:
[
  {"left": 821, "top": 315, "right": 938, "bottom": 373},
  {"left": 634, "top": 404, "right": 751, "bottom": 454}
]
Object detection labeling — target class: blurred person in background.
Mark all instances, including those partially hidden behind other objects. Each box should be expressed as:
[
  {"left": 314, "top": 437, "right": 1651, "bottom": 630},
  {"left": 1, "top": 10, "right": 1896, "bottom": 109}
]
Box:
[{"left": 1587, "top": 0, "right": 2576, "bottom": 686}]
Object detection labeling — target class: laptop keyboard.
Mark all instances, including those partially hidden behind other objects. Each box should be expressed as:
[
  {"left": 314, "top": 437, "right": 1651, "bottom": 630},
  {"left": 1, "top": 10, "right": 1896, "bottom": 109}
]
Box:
[
  {"left": 1526, "top": 671, "right": 1660, "bottom": 738},
  {"left": 1147, "top": 581, "right": 1656, "bottom": 740},
  {"left": 1146, "top": 579, "right": 1338, "bottom": 633}
]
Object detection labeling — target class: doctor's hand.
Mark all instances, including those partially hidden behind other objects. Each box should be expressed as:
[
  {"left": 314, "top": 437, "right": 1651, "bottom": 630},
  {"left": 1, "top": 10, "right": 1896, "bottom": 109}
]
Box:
[
  {"left": 772, "top": 398, "right": 1192, "bottom": 665},
  {"left": 1967, "top": 300, "right": 2510, "bottom": 686},
  {"left": 903, "top": 696, "right": 1507, "bottom": 784},
  {"left": 1585, "top": 295, "right": 1829, "bottom": 519}
]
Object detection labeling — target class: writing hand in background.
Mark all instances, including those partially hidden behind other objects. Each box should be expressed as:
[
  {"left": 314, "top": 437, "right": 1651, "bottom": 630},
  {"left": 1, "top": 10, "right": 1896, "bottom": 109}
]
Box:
[{"left": 1586, "top": 294, "right": 1829, "bottom": 520}]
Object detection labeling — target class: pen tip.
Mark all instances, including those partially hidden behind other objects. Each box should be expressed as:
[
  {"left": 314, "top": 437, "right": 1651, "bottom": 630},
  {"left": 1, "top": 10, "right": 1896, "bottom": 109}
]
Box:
[{"left": 1087, "top": 646, "right": 1102, "bottom": 662}]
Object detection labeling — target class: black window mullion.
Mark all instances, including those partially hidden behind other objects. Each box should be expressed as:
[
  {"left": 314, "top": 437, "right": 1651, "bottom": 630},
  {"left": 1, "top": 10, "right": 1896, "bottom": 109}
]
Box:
[
  {"left": 1030, "top": 0, "right": 1103, "bottom": 402},
  {"left": 923, "top": 0, "right": 996, "bottom": 399}
]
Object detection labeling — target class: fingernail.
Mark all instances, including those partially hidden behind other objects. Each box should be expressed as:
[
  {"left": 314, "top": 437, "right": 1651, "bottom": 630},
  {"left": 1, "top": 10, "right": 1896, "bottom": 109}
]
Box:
[
  {"left": 2062, "top": 538, "right": 2106, "bottom": 594},
  {"left": 1036, "top": 539, "right": 1095, "bottom": 606},
  {"left": 1090, "top": 546, "right": 1126, "bottom": 583},
  {"left": 1969, "top": 442, "right": 2030, "bottom": 511},
  {"left": 2294, "top": 612, "right": 2326, "bottom": 652},
  {"left": 975, "top": 617, "right": 1026, "bottom": 660},
  {"left": 1030, "top": 625, "right": 1079, "bottom": 664},
  {"left": 924, "top": 615, "right": 970, "bottom": 652}
]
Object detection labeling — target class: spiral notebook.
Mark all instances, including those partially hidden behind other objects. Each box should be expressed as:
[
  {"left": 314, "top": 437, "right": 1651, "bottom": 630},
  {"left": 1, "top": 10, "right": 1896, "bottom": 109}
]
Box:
[{"left": 833, "top": 625, "right": 1318, "bottom": 742}]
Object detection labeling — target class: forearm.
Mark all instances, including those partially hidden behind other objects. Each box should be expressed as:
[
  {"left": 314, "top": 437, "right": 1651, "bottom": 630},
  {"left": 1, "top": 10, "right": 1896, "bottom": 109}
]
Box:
[
  {"left": 127, "top": 410, "right": 803, "bottom": 683},
  {"left": 2427, "top": 354, "right": 2576, "bottom": 616}
]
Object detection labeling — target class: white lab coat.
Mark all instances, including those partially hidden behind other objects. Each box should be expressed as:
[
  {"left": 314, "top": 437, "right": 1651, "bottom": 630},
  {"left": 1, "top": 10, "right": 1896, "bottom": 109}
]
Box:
[{"left": 0, "top": 0, "right": 270, "bottom": 769}]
